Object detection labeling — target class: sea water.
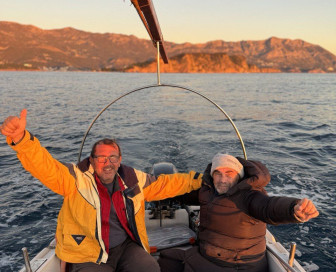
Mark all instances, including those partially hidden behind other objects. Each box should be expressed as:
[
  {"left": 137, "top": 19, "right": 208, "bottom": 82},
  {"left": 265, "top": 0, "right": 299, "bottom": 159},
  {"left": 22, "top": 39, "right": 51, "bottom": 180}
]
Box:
[{"left": 0, "top": 72, "right": 335, "bottom": 271}]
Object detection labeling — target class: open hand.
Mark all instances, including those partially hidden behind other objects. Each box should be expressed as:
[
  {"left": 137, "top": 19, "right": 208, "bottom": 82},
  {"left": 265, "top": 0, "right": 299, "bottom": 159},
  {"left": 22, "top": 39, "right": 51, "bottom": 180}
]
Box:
[
  {"left": 294, "top": 198, "right": 319, "bottom": 222},
  {"left": 0, "top": 109, "right": 27, "bottom": 143}
]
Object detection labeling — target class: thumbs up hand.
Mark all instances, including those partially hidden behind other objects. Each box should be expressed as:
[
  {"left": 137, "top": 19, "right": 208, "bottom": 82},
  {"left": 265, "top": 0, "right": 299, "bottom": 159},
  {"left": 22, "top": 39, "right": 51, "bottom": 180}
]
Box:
[{"left": 0, "top": 109, "right": 27, "bottom": 143}]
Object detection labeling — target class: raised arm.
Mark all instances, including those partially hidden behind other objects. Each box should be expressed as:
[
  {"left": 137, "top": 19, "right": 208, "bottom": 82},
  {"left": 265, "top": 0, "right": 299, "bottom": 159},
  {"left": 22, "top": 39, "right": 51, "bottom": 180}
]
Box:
[{"left": 1, "top": 109, "right": 76, "bottom": 196}]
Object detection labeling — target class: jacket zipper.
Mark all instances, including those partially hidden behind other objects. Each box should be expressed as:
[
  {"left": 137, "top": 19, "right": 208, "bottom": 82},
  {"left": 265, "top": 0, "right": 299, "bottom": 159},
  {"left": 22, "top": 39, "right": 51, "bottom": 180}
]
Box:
[{"left": 86, "top": 172, "right": 106, "bottom": 264}]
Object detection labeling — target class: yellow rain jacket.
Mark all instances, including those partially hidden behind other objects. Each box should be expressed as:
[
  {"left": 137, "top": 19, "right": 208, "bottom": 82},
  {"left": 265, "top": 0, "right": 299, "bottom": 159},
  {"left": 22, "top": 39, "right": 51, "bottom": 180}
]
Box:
[{"left": 8, "top": 131, "right": 202, "bottom": 264}]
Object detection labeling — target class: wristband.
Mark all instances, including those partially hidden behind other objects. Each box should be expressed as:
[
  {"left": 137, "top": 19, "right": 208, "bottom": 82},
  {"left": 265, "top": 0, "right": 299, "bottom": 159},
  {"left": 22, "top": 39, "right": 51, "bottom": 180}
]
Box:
[{"left": 11, "top": 131, "right": 25, "bottom": 146}]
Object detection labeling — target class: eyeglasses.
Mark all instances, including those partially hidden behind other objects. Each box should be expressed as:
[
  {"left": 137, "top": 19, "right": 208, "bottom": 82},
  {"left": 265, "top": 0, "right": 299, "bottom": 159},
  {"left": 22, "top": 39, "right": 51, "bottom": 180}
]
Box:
[
  {"left": 93, "top": 155, "right": 120, "bottom": 164},
  {"left": 213, "top": 170, "right": 236, "bottom": 179}
]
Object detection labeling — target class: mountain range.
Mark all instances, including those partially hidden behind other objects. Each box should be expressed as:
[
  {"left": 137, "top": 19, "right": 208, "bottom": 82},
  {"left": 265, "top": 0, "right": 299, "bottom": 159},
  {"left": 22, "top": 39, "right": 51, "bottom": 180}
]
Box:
[{"left": 0, "top": 21, "right": 335, "bottom": 73}]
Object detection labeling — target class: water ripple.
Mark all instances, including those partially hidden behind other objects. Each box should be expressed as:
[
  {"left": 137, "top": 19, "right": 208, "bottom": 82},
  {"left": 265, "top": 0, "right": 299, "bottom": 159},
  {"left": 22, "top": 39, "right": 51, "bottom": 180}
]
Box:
[{"left": 0, "top": 72, "right": 335, "bottom": 271}]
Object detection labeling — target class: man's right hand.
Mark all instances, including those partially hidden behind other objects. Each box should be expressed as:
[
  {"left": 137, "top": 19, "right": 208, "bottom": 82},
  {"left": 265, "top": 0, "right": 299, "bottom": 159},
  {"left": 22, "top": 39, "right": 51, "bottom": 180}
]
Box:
[{"left": 0, "top": 109, "right": 27, "bottom": 143}]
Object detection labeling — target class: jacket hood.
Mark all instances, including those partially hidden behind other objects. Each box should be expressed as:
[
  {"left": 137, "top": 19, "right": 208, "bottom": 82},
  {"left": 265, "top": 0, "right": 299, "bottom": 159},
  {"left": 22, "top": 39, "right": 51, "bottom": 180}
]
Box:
[
  {"left": 77, "top": 157, "right": 91, "bottom": 172},
  {"left": 202, "top": 157, "right": 271, "bottom": 195}
]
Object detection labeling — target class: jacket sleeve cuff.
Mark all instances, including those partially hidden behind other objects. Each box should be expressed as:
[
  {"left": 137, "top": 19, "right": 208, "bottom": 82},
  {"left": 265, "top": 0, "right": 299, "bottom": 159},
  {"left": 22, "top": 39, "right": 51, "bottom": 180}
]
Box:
[
  {"left": 290, "top": 199, "right": 306, "bottom": 223},
  {"left": 7, "top": 130, "right": 34, "bottom": 151},
  {"left": 293, "top": 213, "right": 305, "bottom": 223}
]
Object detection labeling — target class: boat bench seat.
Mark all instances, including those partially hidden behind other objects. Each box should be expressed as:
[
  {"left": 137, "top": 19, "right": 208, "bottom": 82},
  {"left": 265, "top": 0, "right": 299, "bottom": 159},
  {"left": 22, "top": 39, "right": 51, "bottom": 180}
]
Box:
[{"left": 145, "top": 209, "right": 196, "bottom": 253}]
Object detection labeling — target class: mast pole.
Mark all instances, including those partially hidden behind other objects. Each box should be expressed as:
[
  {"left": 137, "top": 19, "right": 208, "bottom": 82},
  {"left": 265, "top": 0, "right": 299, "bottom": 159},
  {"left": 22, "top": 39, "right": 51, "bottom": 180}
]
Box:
[{"left": 156, "top": 41, "right": 161, "bottom": 85}]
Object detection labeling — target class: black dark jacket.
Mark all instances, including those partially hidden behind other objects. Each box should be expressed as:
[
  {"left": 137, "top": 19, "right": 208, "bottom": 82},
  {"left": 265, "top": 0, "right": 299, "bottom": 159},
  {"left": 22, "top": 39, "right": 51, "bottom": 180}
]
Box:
[{"left": 198, "top": 158, "right": 300, "bottom": 267}]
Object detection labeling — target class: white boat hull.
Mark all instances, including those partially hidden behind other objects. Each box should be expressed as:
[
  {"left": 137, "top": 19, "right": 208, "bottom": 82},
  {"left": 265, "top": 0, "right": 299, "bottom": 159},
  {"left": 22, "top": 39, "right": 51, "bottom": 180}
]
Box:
[{"left": 19, "top": 208, "right": 305, "bottom": 272}]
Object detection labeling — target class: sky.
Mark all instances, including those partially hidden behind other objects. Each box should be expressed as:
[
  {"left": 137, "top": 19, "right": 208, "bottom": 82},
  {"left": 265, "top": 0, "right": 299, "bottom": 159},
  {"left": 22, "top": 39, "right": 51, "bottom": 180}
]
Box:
[{"left": 1, "top": 0, "right": 336, "bottom": 55}]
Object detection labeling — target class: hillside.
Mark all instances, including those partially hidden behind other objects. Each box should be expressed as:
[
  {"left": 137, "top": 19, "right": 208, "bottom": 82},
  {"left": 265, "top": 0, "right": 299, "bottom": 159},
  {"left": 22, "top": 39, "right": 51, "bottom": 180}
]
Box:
[
  {"left": 0, "top": 21, "right": 335, "bottom": 73},
  {"left": 125, "top": 53, "right": 280, "bottom": 73}
]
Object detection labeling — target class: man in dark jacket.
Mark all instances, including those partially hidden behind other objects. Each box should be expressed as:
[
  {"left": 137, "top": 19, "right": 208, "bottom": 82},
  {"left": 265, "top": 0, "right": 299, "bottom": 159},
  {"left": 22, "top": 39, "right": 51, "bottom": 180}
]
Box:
[{"left": 158, "top": 153, "right": 319, "bottom": 272}]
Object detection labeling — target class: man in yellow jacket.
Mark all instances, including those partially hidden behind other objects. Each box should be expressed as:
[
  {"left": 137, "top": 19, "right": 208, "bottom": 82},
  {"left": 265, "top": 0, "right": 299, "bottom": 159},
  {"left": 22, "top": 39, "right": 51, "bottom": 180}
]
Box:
[{"left": 0, "top": 109, "right": 203, "bottom": 272}]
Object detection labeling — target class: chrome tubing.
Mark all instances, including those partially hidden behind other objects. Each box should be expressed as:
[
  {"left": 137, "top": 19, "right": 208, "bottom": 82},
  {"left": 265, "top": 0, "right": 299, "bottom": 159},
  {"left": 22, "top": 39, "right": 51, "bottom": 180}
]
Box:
[
  {"left": 22, "top": 247, "right": 32, "bottom": 272},
  {"left": 156, "top": 41, "right": 161, "bottom": 85},
  {"left": 77, "top": 83, "right": 247, "bottom": 163},
  {"left": 288, "top": 242, "right": 297, "bottom": 268}
]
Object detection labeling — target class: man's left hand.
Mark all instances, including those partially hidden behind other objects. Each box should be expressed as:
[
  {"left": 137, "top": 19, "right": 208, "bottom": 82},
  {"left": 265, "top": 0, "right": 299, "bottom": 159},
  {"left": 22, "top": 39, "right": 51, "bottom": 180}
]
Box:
[{"left": 294, "top": 198, "right": 319, "bottom": 222}]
